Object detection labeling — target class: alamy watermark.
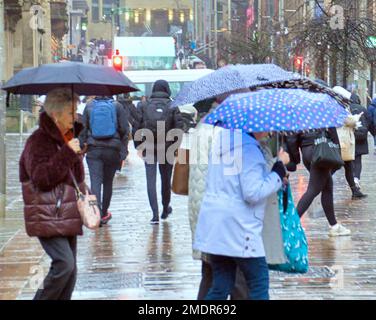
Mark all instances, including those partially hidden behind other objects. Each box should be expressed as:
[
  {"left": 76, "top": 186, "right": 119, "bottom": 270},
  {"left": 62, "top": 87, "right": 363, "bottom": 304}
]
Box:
[
  {"left": 329, "top": 265, "right": 345, "bottom": 289},
  {"left": 133, "top": 124, "right": 244, "bottom": 176},
  {"left": 27, "top": 265, "right": 45, "bottom": 290}
]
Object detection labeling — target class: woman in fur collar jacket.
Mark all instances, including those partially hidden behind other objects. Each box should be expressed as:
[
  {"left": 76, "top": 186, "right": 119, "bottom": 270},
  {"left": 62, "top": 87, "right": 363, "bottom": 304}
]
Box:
[{"left": 19, "top": 88, "right": 84, "bottom": 300}]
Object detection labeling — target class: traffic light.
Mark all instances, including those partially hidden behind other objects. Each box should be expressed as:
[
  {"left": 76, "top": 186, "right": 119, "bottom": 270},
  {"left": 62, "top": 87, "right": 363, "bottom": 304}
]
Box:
[
  {"left": 81, "top": 17, "right": 88, "bottom": 31},
  {"left": 294, "top": 56, "right": 303, "bottom": 71},
  {"left": 112, "top": 49, "right": 123, "bottom": 72}
]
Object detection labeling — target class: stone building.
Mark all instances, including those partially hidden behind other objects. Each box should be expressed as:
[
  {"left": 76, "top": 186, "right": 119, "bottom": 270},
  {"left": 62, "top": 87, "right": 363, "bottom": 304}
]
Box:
[{"left": 3, "top": 0, "right": 69, "bottom": 81}]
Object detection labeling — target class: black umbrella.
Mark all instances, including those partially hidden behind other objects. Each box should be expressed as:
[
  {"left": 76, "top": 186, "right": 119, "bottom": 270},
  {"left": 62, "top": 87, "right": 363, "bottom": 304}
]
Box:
[
  {"left": 2, "top": 62, "right": 139, "bottom": 137},
  {"left": 1, "top": 62, "right": 139, "bottom": 95}
]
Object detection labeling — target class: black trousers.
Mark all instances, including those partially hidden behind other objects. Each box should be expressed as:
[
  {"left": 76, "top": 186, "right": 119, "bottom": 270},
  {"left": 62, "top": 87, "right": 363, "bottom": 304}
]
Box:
[
  {"left": 297, "top": 146, "right": 337, "bottom": 226},
  {"left": 344, "top": 161, "right": 356, "bottom": 188},
  {"left": 34, "top": 236, "right": 77, "bottom": 300},
  {"left": 353, "top": 155, "right": 362, "bottom": 179},
  {"left": 86, "top": 148, "right": 120, "bottom": 217},
  {"left": 144, "top": 162, "right": 173, "bottom": 215}
]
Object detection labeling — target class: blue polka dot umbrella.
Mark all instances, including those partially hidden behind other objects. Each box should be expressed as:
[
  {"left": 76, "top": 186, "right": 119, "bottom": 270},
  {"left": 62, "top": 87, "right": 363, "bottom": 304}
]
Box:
[{"left": 204, "top": 89, "right": 350, "bottom": 133}]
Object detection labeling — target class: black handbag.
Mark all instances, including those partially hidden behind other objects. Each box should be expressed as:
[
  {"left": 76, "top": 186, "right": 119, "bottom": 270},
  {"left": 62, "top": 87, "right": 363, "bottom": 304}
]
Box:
[{"left": 311, "top": 133, "right": 344, "bottom": 170}]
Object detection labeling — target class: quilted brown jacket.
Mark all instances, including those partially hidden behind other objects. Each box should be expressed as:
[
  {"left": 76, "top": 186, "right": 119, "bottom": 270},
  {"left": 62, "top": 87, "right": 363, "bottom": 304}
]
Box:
[{"left": 19, "top": 112, "right": 85, "bottom": 237}]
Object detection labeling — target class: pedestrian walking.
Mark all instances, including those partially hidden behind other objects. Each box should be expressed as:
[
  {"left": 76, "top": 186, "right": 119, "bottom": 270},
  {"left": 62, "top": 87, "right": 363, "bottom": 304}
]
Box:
[
  {"left": 189, "top": 93, "right": 262, "bottom": 300},
  {"left": 188, "top": 100, "right": 226, "bottom": 299},
  {"left": 333, "top": 86, "right": 367, "bottom": 199},
  {"left": 287, "top": 129, "right": 351, "bottom": 236},
  {"left": 134, "top": 80, "right": 184, "bottom": 224},
  {"left": 194, "top": 129, "right": 290, "bottom": 300},
  {"left": 190, "top": 119, "right": 288, "bottom": 299},
  {"left": 19, "top": 88, "right": 84, "bottom": 300},
  {"left": 178, "top": 50, "right": 185, "bottom": 69},
  {"left": 79, "top": 96, "right": 130, "bottom": 226},
  {"left": 349, "top": 93, "right": 370, "bottom": 192}
]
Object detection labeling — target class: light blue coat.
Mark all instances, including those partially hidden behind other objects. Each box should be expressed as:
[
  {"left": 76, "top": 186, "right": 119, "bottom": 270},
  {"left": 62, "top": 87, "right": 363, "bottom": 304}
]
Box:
[{"left": 194, "top": 130, "right": 283, "bottom": 258}]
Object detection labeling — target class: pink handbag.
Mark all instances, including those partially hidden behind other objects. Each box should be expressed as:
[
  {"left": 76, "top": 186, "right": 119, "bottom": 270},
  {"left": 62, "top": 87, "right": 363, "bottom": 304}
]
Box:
[{"left": 70, "top": 171, "right": 101, "bottom": 230}]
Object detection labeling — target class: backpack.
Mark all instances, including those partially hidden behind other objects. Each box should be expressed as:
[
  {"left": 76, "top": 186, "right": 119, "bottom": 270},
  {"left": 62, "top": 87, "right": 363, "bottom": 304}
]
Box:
[
  {"left": 90, "top": 99, "right": 117, "bottom": 139},
  {"left": 142, "top": 99, "right": 172, "bottom": 136}
]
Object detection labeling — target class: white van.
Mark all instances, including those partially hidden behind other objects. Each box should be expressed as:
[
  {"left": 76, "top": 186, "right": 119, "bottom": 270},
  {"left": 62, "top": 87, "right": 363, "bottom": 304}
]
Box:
[{"left": 124, "top": 69, "right": 214, "bottom": 102}]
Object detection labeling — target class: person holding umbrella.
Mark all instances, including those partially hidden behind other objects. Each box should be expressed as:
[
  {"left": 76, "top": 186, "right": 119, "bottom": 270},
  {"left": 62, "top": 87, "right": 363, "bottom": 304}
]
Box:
[
  {"left": 19, "top": 88, "right": 84, "bottom": 300},
  {"left": 194, "top": 88, "right": 350, "bottom": 299},
  {"left": 2, "top": 61, "right": 139, "bottom": 299},
  {"left": 194, "top": 128, "right": 290, "bottom": 300}
]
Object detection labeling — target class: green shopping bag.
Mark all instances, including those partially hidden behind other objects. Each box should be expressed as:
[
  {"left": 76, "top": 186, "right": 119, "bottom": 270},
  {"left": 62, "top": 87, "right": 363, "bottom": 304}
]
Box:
[{"left": 269, "top": 184, "right": 309, "bottom": 273}]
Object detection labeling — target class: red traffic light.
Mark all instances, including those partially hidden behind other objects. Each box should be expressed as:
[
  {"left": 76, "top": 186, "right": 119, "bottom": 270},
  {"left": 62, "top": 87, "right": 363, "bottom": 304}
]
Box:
[{"left": 112, "top": 54, "right": 123, "bottom": 72}]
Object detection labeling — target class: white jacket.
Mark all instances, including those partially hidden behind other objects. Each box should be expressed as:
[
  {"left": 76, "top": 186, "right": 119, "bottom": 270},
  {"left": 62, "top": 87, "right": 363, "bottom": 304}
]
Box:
[{"left": 188, "top": 121, "right": 222, "bottom": 260}]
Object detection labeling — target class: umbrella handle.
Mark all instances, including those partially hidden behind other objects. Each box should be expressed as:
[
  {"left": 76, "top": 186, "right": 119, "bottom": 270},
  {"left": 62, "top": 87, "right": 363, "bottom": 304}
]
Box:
[
  {"left": 6, "top": 92, "right": 10, "bottom": 108},
  {"left": 71, "top": 84, "right": 75, "bottom": 137},
  {"left": 276, "top": 133, "right": 279, "bottom": 160},
  {"left": 276, "top": 133, "right": 285, "bottom": 161}
]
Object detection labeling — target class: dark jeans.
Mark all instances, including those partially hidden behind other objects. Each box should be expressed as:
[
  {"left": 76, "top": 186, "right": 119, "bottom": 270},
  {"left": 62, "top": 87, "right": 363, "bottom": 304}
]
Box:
[
  {"left": 297, "top": 146, "right": 337, "bottom": 226},
  {"left": 34, "top": 236, "right": 77, "bottom": 300},
  {"left": 144, "top": 162, "right": 173, "bottom": 215},
  {"left": 86, "top": 148, "right": 120, "bottom": 217},
  {"left": 353, "top": 155, "right": 362, "bottom": 179},
  {"left": 205, "top": 255, "right": 269, "bottom": 300},
  {"left": 198, "top": 260, "right": 248, "bottom": 300}
]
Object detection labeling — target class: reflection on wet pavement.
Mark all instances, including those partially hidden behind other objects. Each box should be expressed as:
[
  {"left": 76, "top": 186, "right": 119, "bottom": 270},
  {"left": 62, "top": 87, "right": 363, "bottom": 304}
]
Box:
[{"left": 1, "top": 134, "right": 376, "bottom": 300}]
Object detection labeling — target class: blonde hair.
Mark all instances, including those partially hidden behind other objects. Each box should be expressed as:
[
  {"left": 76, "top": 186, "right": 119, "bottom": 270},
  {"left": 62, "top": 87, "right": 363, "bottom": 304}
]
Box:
[{"left": 44, "top": 88, "right": 79, "bottom": 115}]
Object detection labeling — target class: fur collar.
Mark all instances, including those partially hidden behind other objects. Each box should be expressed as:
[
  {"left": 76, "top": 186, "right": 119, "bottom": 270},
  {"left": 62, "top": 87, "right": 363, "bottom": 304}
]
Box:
[{"left": 39, "top": 112, "right": 65, "bottom": 145}]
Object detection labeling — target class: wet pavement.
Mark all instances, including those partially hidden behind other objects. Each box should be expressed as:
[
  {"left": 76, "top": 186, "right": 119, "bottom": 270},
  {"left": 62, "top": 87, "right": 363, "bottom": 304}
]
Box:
[{"left": 1, "top": 133, "right": 376, "bottom": 300}]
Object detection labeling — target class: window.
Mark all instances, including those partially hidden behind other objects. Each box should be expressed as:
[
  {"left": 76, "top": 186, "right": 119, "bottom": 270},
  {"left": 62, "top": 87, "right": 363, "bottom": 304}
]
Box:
[
  {"left": 103, "top": 0, "right": 113, "bottom": 21},
  {"left": 92, "top": 0, "right": 99, "bottom": 22}
]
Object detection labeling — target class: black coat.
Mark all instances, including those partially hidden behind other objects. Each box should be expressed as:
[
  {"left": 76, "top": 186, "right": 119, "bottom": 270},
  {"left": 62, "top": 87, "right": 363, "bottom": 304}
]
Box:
[
  {"left": 350, "top": 94, "right": 370, "bottom": 156},
  {"left": 134, "top": 91, "right": 184, "bottom": 151},
  {"left": 285, "top": 128, "right": 340, "bottom": 167},
  {"left": 133, "top": 79, "right": 184, "bottom": 154}
]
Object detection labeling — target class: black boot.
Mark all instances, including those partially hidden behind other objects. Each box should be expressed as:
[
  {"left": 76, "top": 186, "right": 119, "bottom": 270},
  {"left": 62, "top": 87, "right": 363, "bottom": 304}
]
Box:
[
  {"left": 351, "top": 186, "right": 367, "bottom": 199},
  {"left": 150, "top": 212, "right": 159, "bottom": 225},
  {"left": 161, "top": 206, "right": 172, "bottom": 220}
]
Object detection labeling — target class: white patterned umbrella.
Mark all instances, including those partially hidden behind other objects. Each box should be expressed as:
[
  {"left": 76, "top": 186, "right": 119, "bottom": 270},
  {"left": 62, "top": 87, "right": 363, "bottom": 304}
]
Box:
[{"left": 172, "top": 64, "right": 302, "bottom": 107}]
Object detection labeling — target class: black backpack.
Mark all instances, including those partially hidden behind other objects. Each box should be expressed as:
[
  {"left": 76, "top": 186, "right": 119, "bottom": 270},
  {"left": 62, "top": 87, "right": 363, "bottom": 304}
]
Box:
[{"left": 142, "top": 99, "right": 173, "bottom": 137}]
